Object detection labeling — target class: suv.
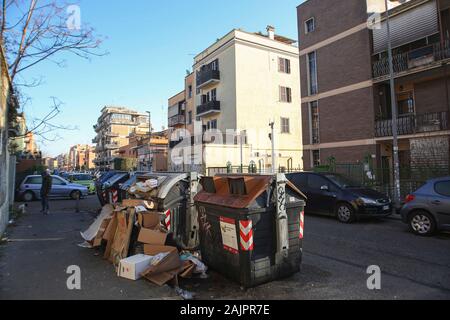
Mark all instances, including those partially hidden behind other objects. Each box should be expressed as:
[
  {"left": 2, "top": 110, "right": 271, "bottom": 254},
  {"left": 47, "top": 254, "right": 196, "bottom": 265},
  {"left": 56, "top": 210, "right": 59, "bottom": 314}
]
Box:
[
  {"left": 401, "top": 177, "right": 450, "bottom": 236},
  {"left": 18, "top": 175, "right": 89, "bottom": 202},
  {"left": 286, "top": 172, "right": 392, "bottom": 223}
]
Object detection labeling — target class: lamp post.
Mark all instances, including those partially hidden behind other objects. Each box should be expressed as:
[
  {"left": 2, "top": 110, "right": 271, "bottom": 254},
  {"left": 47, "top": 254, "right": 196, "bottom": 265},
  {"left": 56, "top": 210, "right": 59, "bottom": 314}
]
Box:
[
  {"left": 385, "top": 0, "right": 402, "bottom": 208},
  {"left": 269, "top": 121, "right": 276, "bottom": 174},
  {"left": 146, "top": 111, "right": 152, "bottom": 172}
]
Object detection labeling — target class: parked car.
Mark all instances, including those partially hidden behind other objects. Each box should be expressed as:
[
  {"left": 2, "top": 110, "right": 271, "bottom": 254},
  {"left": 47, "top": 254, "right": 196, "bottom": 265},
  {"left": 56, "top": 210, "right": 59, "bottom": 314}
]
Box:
[
  {"left": 401, "top": 177, "right": 450, "bottom": 236},
  {"left": 18, "top": 175, "right": 89, "bottom": 202},
  {"left": 67, "top": 173, "right": 96, "bottom": 194},
  {"left": 286, "top": 172, "right": 392, "bottom": 223}
]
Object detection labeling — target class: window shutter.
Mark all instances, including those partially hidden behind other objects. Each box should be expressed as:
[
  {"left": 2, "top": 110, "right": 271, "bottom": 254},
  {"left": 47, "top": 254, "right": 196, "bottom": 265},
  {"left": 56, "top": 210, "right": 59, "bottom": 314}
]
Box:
[
  {"left": 286, "top": 59, "right": 291, "bottom": 74},
  {"left": 287, "top": 87, "right": 292, "bottom": 103}
]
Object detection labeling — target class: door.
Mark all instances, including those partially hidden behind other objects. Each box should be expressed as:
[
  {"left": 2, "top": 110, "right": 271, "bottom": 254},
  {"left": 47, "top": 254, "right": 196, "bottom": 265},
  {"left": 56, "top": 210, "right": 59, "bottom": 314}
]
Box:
[
  {"left": 307, "top": 174, "right": 337, "bottom": 215},
  {"left": 51, "top": 176, "right": 67, "bottom": 198},
  {"left": 432, "top": 180, "right": 450, "bottom": 225}
]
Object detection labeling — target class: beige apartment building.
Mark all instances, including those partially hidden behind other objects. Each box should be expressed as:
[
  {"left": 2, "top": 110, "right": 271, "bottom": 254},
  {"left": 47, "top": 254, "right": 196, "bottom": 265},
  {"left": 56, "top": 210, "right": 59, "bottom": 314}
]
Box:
[
  {"left": 93, "top": 106, "right": 149, "bottom": 169},
  {"left": 168, "top": 26, "right": 303, "bottom": 173}
]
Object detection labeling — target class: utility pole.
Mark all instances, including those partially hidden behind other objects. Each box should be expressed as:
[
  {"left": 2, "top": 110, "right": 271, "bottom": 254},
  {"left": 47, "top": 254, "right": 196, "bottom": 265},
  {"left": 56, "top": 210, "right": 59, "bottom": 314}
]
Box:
[
  {"left": 269, "top": 121, "right": 276, "bottom": 174},
  {"left": 385, "top": 0, "right": 401, "bottom": 208},
  {"left": 146, "top": 111, "right": 152, "bottom": 172}
]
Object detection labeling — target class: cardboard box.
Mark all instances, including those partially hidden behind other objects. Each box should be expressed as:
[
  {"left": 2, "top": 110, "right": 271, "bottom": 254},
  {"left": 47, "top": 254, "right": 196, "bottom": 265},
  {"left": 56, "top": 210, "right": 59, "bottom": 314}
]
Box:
[
  {"left": 143, "top": 245, "right": 181, "bottom": 274},
  {"left": 138, "top": 228, "right": 168, "bottom": 246},
  {"left": 117, "top": 254, "right": 153, "bottom": 281},
  {"left": 137, "top": 212, "right": 160, "bottom": 229},
  {"left": 143, "top": 269, "right": 179, "bottom": 286}
]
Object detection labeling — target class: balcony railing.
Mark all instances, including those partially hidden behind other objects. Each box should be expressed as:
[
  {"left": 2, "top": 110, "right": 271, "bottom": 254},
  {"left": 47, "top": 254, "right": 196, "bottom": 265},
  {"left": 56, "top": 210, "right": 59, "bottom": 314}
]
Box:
[
  {"left": 104, "top": 143, "right": 120, "bottom": 150},
  {"left": 373, "top": 40, "right": 450, "bottom": 79},
  {"left": 196, "top": 69, "right": 220, "bottom": 89},
  {"left": 375, "top": 111, "right": 449, "bottom": 138},
  {"left": 168, "top": 115, "right": 186, "bottom": 127},
  {"left": 196, "top": 100, "right": 221, "bottom": 117}
]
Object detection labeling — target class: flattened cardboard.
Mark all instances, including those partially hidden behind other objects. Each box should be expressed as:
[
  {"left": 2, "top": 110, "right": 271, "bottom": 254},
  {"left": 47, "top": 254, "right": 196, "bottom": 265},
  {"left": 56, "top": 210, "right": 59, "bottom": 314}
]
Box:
[
  {"left": 93, "top": 218, "right": 110, "bottom": 247},
  {"left": 143, "top": 269, "right": 179, "bottom": 287},
  {"left": 142, "top": 245, "right": 181, "bottom": 274},
  {"left": 121, "top": 208, "right": 136, "bottom": 259},
  {"left": 109, "top": 211, "right": 128, "bottom": 265},
  {"left": 103, "top": 214, "right": 118, "bottom": 260},
  {"left": 138, "top": 228, "right": 168, "bottom": 246}
]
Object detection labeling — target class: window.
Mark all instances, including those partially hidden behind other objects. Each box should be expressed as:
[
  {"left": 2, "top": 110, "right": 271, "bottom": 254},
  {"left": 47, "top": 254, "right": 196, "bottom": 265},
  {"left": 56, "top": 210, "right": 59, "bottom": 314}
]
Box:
[
  {"left": 188, "top": 85, "right": 193, "bottom": 99},
  {"left": 52, "top": 177, "right": 65, "bottom": 185},
  {"left": 281, "top": 117, "right": 290, "bottom": 134},
  {"left": 312, "top": 150, "right": 320, "bottom": 167},
  {"left": 278, "top": 58, "right": 291, "bottom": 74},
  {"left": 279, "top": 86, "right": 292, "bottom": 103},
  {"left": 305, "top": 18, "right": 315, "bottom": 34},
  {"left": 211, "top": 88, "right": 217, "bottom": 101},
  {"left": 207, "top": 119, "right": 218, "bottom": 130},
  {"left": 26, "top": 176, "right": 42, "bottom": 185},
  {"left": 188, "top": 111, "right": 192, "bottom": 125},
  {"left": 308, "top": 174, "right": 328, "bottom": 190},
  {"left": 310, "top": 101, "right": 320, "bottom": 144},
  {"left": 435, "top": 181, "right": 450, "bottom": 197},
  {"left": 307, "top": 51, "right": 318, "bottom": 95},
  {"left": 211, "top": 59, "right": 219, "bottom": 71}
]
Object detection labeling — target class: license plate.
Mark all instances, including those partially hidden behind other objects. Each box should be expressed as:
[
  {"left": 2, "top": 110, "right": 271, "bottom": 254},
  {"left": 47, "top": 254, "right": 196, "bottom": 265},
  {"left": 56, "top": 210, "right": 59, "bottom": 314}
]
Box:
[{"left": 383, "top": 205, "right": 390, "bottom": 211}]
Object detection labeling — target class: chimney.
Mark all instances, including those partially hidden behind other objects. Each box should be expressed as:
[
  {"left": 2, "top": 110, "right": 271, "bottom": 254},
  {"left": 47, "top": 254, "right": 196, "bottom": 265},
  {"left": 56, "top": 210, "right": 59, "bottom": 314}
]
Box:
[{"left": 267, "top": 25, "right": 275, "bottom": 40}]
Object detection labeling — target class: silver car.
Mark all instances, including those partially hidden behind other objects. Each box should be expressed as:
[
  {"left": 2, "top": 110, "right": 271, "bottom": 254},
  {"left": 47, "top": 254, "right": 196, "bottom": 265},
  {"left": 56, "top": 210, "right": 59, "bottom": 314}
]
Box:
[
  {"left": 18, "top": 175, "right": 89, "bottom": 202},
  {"left": 401, "top": 177, "right": 450, "bottom": 236}
]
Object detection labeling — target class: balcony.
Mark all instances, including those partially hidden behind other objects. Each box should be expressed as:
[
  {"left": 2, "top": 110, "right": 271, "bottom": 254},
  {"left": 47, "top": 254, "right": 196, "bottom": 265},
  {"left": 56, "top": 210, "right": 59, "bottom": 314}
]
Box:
[
  {"left": 196, "top": 100, "right": 221, "bottom": 117},
  {"left": 373, "top": 40, "right": 450, "bottom": 80},
  {"left": 196, "top": 69, "right": 220, "bottom": 89},
  {"left": 375, "top": 111, "right": 449, "bottom": 138},
  {"left": 168, "top": 115, "right": 186, "bottom": 127},
  {"left": 104, "top": 143, "right": 120, "bottom": 150}
]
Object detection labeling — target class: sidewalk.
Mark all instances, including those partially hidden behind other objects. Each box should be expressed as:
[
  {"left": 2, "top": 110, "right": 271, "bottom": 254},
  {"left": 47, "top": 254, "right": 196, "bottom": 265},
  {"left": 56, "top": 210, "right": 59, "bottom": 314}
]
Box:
[{"left": 0, "top": 196, "right": 180, "bottom": 300}]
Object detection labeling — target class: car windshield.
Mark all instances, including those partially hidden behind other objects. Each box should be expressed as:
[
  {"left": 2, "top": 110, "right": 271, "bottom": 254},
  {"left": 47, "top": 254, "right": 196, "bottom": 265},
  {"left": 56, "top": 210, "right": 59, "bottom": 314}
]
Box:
[
  {"left": 73, "top": 174, "right": 92, "bottom": 181},
  {"left": 326, "top": 174, "right": 361, "bottom": 189}
]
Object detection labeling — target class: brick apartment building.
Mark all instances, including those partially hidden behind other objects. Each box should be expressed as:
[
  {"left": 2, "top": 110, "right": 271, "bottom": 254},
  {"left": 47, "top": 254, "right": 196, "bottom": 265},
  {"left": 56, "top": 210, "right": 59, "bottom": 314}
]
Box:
[{"left": 297, "top": 0, "right": 450, "bottom": 178}]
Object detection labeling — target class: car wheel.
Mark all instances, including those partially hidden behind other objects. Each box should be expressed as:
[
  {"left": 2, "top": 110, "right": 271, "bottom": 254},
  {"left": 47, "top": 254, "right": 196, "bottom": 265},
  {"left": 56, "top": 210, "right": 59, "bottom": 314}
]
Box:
[
  {"left": 70, "top": 190, "right": 82, "bottom": 200},
  {"left": 336, "top": 203, "right": 356, "bottom": 224},
  {"left": 408, "top": 211, "right": 436, "bottom": 236},
  {"left": 22, "top": 191, "right": 34, "bottom": 202}
]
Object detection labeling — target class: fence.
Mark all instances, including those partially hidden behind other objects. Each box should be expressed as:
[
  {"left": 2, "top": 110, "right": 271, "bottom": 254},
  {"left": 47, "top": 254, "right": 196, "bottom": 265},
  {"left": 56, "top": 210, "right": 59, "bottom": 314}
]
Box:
[{"left": 207, "top": 163, "right": 449, "bottom": 201}]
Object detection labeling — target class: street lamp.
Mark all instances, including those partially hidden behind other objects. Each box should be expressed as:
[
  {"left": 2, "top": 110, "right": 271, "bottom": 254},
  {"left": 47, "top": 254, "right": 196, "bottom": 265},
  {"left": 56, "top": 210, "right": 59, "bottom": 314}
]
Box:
[
  {"left": 146, "top": 111, "right": 152, "bottom": 172},
  {"left": 385, "top": 0, "right": 403, "bottom": 209}
]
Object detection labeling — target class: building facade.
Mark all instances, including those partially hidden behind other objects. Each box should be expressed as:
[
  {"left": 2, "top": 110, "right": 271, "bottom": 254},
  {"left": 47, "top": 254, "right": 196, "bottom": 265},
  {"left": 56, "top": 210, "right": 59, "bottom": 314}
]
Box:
[
  {"left": 93, "top": 106, "right": 149, "bottom": 169},
  {"left": 168, "top": 26, "right": 303, "bottom": 173},
  {"left": 297, "top": 0, "right": 450, "bottom": 179}
]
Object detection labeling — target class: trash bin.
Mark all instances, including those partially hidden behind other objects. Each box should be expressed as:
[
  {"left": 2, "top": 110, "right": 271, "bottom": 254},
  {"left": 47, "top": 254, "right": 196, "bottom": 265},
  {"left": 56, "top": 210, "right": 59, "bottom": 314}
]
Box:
[
  {"left": 95, "top": 171, "right": 118, "bottom": 206},
  {"left": 194, "top": 174, "right": 307, "bottom": 288},
  {"left": 123, "top": 172, "right": 201, "bottom": 250},
  {"left": 101, "top": 172, "right": 130, "bottom": 205},
  {"left": 119, "top": 171, "right": 148, "bottom": 202}
]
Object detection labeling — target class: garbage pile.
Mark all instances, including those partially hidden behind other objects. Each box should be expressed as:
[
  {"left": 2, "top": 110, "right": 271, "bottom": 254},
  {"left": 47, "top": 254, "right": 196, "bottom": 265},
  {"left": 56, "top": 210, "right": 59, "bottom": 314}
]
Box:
[{"left": 80, "top": 176, "right": 207, "bottom": 294}]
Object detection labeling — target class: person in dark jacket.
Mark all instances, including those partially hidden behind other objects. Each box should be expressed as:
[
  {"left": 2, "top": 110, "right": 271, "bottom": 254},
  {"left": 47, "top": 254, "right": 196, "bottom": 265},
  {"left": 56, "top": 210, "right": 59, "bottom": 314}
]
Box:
[{"left": 41, "top": 169, "right": 52, "bottom": 215}]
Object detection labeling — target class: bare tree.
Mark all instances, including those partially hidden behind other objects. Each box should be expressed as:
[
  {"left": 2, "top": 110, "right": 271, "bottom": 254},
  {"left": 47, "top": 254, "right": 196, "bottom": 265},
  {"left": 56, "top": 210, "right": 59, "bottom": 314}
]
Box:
[{"left": 1, "top": 0, "right": 106, "bottom": 140}]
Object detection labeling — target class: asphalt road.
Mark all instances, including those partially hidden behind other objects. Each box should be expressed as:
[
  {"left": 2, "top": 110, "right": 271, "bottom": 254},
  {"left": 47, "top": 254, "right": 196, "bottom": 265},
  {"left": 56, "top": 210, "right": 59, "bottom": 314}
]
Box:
[{"left": 0, "top": 195, "right": 449, "bottom": 300}]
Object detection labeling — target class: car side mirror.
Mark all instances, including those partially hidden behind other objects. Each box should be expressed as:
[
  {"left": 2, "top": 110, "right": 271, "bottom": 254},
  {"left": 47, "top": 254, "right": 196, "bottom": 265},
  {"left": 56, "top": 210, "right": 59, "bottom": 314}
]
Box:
[{"left": 320, "top": 185, "right": 329, "bottom": 191}]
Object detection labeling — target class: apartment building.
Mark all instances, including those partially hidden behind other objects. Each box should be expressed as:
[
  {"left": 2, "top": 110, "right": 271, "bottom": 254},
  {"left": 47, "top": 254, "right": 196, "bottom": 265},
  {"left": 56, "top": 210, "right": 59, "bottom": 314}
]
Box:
[
  {"left": 168, "top": 26, "right": 303, "bottom": 173},
  {"left": 68, "top": 144, "right": 95, "bottom": 170},
  {"left": 297, "top": 0, "right": 450, "bottom": 175},
  {"left": 93, "top": 106, "right": 149, "bottom": 169}
]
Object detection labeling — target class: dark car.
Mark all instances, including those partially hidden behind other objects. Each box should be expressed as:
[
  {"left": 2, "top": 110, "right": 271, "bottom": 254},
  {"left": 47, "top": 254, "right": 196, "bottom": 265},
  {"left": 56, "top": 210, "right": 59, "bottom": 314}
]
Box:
[
  {"left": 401, "top": 177, "right": 450, "bottom": 236},
  {"left": 286, "top": 172, "right": 392, "bottom": 223}
]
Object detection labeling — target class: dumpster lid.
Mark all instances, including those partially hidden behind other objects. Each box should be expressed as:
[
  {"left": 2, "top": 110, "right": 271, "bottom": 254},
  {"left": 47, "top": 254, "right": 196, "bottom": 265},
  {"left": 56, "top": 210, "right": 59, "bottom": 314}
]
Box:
[
  {"left": 195, "top": 175, "right": 306, "bottom": 209},
  {"left": 104, "top": 172, "right": 129, "bottom": 186}
]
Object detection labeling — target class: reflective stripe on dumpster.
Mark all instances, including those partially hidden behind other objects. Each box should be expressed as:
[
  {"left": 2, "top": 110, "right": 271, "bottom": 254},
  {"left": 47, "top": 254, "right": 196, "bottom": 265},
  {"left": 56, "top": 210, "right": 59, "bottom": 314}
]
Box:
[
  {"left": 239, "top": 220, "right": 254, "bottom": 251},
  {"left": 165, "top": 209, "right": 171, "bottom": 231},
  {"left": 299, "top": 211, "right": 305, "bottom": 239}
]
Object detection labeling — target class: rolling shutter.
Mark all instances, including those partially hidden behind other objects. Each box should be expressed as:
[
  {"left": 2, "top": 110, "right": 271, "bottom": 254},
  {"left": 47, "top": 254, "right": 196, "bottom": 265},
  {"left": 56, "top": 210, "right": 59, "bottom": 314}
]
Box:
[{"left": 373, "top": 0, "right": 439, "bottom": 54}]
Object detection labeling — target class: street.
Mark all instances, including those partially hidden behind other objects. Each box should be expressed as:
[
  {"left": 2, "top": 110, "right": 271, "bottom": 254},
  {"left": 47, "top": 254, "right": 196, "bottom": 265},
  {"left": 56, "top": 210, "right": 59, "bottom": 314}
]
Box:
[{"left": 1, "top": 195, "right": 449, "bottom": 300}]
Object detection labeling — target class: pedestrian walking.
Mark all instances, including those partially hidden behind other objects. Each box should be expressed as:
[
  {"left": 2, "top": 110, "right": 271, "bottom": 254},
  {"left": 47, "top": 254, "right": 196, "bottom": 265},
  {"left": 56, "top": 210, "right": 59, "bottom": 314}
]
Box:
[{"left": 40, "top": 169, "right": 52, "bottom": 215}]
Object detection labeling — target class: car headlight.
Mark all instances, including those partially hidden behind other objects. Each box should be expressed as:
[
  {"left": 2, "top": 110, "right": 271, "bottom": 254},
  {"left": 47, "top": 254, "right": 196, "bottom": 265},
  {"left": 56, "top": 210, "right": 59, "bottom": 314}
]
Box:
[{"left": 356, "top": 197, "right": 378, "bottom": 206}]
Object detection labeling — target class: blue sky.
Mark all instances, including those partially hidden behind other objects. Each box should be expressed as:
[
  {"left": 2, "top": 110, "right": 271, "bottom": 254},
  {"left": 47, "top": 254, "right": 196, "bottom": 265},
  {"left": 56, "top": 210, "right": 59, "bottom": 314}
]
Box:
[{"left": 19, "top": 0, "right": 305, "bottom": 157}]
